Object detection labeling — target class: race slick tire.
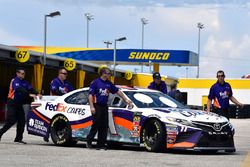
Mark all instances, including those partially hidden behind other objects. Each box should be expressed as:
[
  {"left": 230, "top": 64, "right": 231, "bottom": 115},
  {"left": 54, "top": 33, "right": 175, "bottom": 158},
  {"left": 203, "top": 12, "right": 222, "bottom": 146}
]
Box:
[
  {"left": 142, "top": 119, "right": 165, "bottom": 152},
  {"left": 50, "top": 115, "right": 73, "bottom": 146}
]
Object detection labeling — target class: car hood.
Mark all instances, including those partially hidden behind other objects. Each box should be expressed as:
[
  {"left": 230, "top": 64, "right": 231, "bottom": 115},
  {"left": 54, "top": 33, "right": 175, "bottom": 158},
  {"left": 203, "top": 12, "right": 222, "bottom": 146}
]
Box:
[{"left": 148, "top": 108, "right": 228, "bottom": 123}]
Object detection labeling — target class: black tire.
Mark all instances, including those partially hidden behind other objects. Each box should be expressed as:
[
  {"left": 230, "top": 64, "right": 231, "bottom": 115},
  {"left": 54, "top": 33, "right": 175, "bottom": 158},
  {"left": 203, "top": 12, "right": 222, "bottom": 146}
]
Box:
[
  {"left": 142, "top": 119, "right": 165, "bottom": 152},
  {"left": 50, "top": 115, "right": 73, "bottom": 146}
]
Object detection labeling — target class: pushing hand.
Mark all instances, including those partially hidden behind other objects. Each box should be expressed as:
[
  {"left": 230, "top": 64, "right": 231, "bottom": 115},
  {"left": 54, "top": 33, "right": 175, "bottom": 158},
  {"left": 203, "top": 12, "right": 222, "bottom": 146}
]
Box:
[{"left": 90, "top": 107, "right": 96, "bottom": 115}]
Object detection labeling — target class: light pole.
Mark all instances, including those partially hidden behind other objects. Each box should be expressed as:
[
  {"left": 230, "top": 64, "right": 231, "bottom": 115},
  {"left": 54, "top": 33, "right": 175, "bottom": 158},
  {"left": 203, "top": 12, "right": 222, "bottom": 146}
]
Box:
[
  {"left": 113, "top": 37, "right": 126, "bottom": 78},
  {"left": 85, "top": 13, "right": 94, "bottom": 48},
  {"left": 43, "top": 11, "right": 61, "bottom": 65},
  {"left": 141, "top": 18, "right": 148, "bottom": 73},
  {"left": 197, "top": 22, "right": 204, "bottom": 78},
  {"left": 104, "top": 41, "right": 112, "bottom": 48},
  {"left": 186, "top": 67, "right": 188, "bottom": 78}
]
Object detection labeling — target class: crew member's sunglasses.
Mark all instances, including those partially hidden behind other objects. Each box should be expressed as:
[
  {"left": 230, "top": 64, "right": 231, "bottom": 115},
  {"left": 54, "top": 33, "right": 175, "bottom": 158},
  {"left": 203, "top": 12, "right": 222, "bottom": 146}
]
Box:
[
  {"left": 61, "top": 72, "right": 68, "bottom": 75},
  {"left": 18, "top": 71, "right": 25, "bottom": 75},
  {"left": 217, "top": 75, "right": 225, "bottom": 78},
  {"left": 104, "top": 72, "right": 112, "bottom": 75}
]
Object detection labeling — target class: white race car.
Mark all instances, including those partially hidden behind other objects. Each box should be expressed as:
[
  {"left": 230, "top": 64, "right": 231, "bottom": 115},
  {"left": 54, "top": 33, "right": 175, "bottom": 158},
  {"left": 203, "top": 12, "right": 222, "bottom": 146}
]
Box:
[{"left": 27, "top": 86, "right": 235, "bottom": 152}]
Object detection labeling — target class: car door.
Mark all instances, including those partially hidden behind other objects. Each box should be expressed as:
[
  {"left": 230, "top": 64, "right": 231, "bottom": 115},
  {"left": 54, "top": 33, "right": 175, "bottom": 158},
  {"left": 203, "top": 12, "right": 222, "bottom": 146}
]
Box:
[
  {"left": 64, "top": 90, "right": 92, "bottom": 139},
  {"left": 108, "top": 94, "right": 140, "bottom": 144}
]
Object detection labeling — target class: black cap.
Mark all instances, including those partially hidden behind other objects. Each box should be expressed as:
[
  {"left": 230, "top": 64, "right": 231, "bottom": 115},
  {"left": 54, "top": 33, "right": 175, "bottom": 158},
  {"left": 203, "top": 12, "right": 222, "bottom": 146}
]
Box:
[{"left": 153, "top": 72, "right": 161, "bottom": 79}]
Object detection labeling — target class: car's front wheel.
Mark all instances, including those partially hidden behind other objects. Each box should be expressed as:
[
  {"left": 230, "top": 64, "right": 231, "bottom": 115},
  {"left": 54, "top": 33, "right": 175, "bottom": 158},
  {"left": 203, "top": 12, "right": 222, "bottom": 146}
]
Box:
[
  {"left": 50, "top": 115, "right": 74, "bottom": 146},
  {"left": 142, "top": 119, "right": 165, "bottom": 152}
]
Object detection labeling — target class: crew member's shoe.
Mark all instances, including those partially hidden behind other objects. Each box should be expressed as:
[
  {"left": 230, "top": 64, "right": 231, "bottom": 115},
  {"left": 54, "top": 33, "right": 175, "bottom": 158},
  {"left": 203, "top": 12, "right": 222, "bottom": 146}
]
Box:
[
  {"left": 96, "top": 145, "right": 107, "bottom": 150},
  {"left": 43, "top": 137, "right": 49, "bottom": 142},
  {"left": 0, "top": 133, "right": 2, "bottom": 141},
  {"left": 14, "top": 140, "right": 27, "bottom": 144},
  {"left": 86, "top": 142, "right": 93, "bottom": 149}
]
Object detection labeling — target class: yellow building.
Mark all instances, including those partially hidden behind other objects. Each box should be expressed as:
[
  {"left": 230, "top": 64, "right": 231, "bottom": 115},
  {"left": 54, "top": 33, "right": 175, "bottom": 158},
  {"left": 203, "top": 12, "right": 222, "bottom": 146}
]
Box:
[{"left": 178, "top": 78, "right": 250, "bottom": 107}]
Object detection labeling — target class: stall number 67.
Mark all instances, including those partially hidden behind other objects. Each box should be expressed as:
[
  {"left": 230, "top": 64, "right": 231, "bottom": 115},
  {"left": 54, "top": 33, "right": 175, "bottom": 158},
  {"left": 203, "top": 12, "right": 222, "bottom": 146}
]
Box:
[{"left": 17, "top": 51, "right": 27, "bottom": 58}]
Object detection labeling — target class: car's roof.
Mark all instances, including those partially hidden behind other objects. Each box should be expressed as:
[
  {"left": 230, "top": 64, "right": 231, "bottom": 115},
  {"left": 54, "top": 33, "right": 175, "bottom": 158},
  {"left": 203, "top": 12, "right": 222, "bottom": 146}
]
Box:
[
  {"left": 76, "top": 85, "right": 159, "bottom": 93},
  {"left": 117, "top": 85, "right": 159, "bottom": 92}
]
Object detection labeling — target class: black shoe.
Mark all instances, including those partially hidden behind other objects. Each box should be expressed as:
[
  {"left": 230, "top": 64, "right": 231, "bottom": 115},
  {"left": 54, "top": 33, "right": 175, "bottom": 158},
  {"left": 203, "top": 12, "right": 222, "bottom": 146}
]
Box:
[
  {"left": 43, "top": 137, "right": 49, "bottom": 142},
  {"left": 14, "top": 140, "right": 27, "bottom": 144},
  {"left": 86, "top": 142, "right": 93, "bottom": 149},
  {"left": 96, "top": 146, "right": 107, "bottom": 150}
]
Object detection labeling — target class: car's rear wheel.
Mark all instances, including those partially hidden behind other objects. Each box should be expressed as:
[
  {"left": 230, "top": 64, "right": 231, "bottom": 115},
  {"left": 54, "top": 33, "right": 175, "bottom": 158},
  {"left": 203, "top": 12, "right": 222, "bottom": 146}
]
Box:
[
  {"left": 142, "top": 119, "right": 165, "bottom": 152},
  {"left": 50, "top": 115, "right": 74, "bottom": 146}
]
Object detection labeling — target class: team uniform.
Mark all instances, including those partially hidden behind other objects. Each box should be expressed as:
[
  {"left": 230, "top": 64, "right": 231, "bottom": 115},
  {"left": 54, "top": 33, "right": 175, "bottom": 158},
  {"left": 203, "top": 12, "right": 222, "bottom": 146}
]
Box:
[
  {"left": 148, "top": 81, "right": 167, "bottom": 94},
  {"left": 208, "top": 81, "right": 233, "bottom": 119},
  {"left": 168, "top": 89, "right": 183, "bottom": 103},
  {"left": 87, "top": 78, "right": 119, "bottom": 148},
  {"left": 0, "top": 77, "right": 37, "bottom": 142},
  {"left": 50, "top": 77, "right": 74, "bottom": 95}
]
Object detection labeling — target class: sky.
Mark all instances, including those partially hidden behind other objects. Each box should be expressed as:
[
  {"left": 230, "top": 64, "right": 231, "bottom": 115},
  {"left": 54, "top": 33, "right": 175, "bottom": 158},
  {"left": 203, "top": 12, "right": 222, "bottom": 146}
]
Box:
[{"left": 1, "top": 0, "right": 250, "bottom": 78}]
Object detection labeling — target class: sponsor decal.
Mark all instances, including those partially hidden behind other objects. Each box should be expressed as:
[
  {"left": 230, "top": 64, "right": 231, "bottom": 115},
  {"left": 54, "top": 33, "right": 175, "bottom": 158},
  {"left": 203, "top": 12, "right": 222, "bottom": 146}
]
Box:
[
  {"left": 29, "top": 119, "right": 47, "bottom": 132},
  {"left": 45, "top": 102, "right": 85, "bottom": 115},
  {"left": 51, "top": 115, "right": 68, "bottom": 127},
  {"left": 148, "top": 114, "right": 161, "bottom": 119},
  {"left": 166, "top": 124, "right": 178, "bottom": 132},
  {"left": 180, "top": 110, "right": 204, "bottom": 117},
  {"left": 208, "top": 131, "right": 228, "bottom": 135},
  {"left": 131, "top": 112, "right": 142, "bottom": 137},
  {"left": 67, "top": 107, "right": 85, "bottom": 115},
  {"left": 57, "top": 139, "right": 66, "bottom": 145},
  {"left": 45, "top": 102, "right": 67, "bottom": 112},
  {"left": 166, "top": 124, "right": 178, "bottom": 144},
  {"left": 167, "top": 138, "right": 175, "bottom": 144},
  {"left": 28, "top": 118, "right": 48, "bottom": 136},
  {"left": 213, "top": 123, "right": 221, "bottom": 131}
]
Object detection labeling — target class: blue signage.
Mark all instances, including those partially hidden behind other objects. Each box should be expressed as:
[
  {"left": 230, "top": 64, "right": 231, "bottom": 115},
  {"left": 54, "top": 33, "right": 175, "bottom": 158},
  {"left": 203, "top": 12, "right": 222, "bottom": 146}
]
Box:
[{"left": 55, "top": 49, "right": 198, "bottom": 66}]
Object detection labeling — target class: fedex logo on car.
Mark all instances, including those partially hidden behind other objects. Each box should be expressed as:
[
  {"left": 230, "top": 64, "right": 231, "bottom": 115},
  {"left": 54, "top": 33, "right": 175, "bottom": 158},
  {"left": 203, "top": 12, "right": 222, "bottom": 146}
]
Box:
[
  {"left": 45, "top": 102, "right": 67, "bottom": 112},
  {"left": 45, "top": 102, "right": 85, "bottom": 115}
]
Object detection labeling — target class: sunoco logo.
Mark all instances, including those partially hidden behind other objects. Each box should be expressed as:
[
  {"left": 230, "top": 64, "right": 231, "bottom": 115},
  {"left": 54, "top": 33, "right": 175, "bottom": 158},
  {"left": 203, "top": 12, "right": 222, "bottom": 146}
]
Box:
[{"left": 213, "top": 123, "right": 221, "bottom": 131}]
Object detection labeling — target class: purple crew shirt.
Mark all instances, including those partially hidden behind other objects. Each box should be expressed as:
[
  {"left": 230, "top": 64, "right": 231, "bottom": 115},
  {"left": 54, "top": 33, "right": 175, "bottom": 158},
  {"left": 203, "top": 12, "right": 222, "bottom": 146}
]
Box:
[
  {"left": 50, "top": 77, "right": 74, "bottom": 95},
  {"left": 208, "top": 81, "right": 233, "bottom": 109},
  {"left": 148, "top": 81, "right": 167, "bottom": 94},
  {"left": 89, "top": 78, "right": 119, "bottom": 105},
  {"left": 8, "top": 77, "right": 35, "bottom": 104}
]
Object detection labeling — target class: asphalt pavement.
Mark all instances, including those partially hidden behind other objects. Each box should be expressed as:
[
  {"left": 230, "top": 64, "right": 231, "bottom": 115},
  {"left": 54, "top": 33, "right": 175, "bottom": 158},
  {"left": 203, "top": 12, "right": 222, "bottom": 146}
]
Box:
[{"left": 0, "top": 119, "right": 249, "bottom": 167}]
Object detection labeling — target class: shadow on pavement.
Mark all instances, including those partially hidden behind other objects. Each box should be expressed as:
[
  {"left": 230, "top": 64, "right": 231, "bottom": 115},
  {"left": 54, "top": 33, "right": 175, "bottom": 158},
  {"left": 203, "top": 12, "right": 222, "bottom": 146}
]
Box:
[{"left": 27, "top": 140, "right": 238, "bottom": 156}]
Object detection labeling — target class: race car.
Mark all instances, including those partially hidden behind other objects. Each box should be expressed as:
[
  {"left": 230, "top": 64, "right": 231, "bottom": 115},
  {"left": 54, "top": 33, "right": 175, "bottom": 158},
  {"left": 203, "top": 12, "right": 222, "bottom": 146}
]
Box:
[{"left": 27, "top": 86, "right": 236, "bottom": 153}]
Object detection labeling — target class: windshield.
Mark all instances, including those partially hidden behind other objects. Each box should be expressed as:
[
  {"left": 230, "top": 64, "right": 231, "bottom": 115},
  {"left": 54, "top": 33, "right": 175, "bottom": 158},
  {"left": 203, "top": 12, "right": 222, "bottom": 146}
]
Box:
[{"left": 124, "top": 91, "right": 186, "bottom": 109}]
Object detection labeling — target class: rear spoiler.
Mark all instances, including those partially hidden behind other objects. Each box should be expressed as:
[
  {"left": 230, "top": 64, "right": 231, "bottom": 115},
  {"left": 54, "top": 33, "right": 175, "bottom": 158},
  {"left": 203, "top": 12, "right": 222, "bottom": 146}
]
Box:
[
  {"left": 31, "top": 95, "right": 59, "bottom": 108},
  {"left": 33, "top": 95, "right": 58, "bottom": 102}
]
